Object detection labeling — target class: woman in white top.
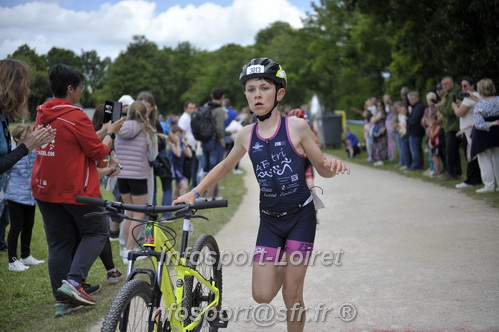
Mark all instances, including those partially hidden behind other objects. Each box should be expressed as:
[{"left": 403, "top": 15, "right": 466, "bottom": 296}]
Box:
[{"left": 452, "top": 76, "right": 482, "bottom": 189}]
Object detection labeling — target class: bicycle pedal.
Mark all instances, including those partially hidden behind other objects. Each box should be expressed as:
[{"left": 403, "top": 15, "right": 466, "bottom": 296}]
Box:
[{"left": 208, "top": 309, "right": 229, "bottom": 328}]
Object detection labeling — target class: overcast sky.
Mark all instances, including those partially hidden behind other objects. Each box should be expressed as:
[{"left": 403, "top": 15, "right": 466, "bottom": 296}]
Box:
[{"left": 0, "top": 0, "right": 316, "bottom": 60}]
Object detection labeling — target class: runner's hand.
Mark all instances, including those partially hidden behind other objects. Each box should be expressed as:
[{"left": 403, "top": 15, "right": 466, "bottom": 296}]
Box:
[
  {"left": 323, "top": 158, "right": 350, "bottom": 175},
  {"left": 172, "top": 191, "right": 197, "bottom": 206}
]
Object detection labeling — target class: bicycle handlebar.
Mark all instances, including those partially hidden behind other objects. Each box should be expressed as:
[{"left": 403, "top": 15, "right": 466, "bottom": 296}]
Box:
[
  {"left": 76, "top": 195, "right": 108, "bottom": 207},
  {"left": 76, "top": 195, "right": 228, "bottom": 214}
]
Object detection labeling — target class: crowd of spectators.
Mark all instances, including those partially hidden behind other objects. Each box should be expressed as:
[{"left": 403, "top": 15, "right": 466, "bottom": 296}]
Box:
[{"left": 358, "top": 76, "right": 499, "bottom": 193}]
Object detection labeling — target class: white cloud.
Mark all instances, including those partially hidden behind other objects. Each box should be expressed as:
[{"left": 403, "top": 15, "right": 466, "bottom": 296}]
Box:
[{"left": 0, "top": 0, "right": 307, "bottom": 60}]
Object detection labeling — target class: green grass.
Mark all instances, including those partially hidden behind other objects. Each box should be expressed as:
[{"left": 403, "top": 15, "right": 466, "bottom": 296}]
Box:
[
  {"left": 0, "top": 172, "right": 246, "bottom": 332},
  {"left": 327, "top": 123, "right": 499, "bottom": 209}
]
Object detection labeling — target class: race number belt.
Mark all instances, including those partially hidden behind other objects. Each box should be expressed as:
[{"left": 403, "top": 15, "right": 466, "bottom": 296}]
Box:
[{"left": 261, "top": 194, "right": 314, "bottom": 218}]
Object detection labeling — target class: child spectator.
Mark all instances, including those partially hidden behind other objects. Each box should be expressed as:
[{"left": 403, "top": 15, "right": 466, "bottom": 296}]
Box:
[
  {"left": 427, "top": 114, "right": 445, "bottom": 176},
  {"left": 343, "top": 126, "right": 360, "bottom": 159},
  {"left": 169, "top": 125, "right": 192, "bottom": 200},
  {"left": 422, "top": 92, "right": 442, "bottom": 176},
  {"left": 6, "top": 125, "right": 44, "bottom": 271}
]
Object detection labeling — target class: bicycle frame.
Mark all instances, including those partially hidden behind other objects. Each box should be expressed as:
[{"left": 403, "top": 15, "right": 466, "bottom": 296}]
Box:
[
  {"left": 75, "top": 195, "right": 227, "bottom": 332},
  {"left": 132, "top": 216, "right": 220, "bottom": 331}
]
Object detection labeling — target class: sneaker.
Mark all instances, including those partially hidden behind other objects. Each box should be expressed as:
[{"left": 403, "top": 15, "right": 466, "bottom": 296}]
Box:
[
  {"left": 455, "top": 182, "right": 474, "bottom": 189},
  {"left": 423, "top": 168, "right": 433, "bottom": 176},
  {"left": 423, "top": 170, "right": 435, "bottom": 177},
  {"left": 107, "top": 270, "right": 123, "bottom": 285},
  {"left": 82, "top": 283, "right": 102, "bottom": 295},
  {"left": 476, "top": 186, "right": 495, "bottom": 193},
  {"left": 20, "top": 255, "right": 45, "bottom": 266},
  {"left": 121, "top": 249, "right": 130, "bottom": 258},
  {"left": 8, "top": 258, "right": 29, "bottom": 272},
  {"left": 373, "top": 161, "right": 384, "bottom": 166},
  {"left": 232, "top": 169, "right": 244, "bottom": 174},
  {"left": 123, "top": 252, "right": 146, "bottom": 264},
  {"left": 400, "top": 165, "right": 408, "bottom": 170},
  {"left": 54, "top": 302, "right": 82, "bottom": 317},
  {"left": 57, "top": 280, "right": 96, "bottom": 306}
]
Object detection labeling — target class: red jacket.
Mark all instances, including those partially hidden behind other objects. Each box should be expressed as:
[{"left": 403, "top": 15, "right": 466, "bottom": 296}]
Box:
[{"left": 31, "top": 98, "right": 110, "bottom": 204}]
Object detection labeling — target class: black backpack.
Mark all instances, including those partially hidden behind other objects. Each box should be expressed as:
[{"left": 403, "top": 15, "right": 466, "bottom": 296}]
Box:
[{"left": 191, "top": 105, "right": 216, "bottom": 142}]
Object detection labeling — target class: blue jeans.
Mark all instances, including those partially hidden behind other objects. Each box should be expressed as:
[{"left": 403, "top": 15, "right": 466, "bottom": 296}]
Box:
[
  {"left": 400, "top": 135, "right": 411, "bottom": 168},
  {"left": 201, "top": 139, "right": 224, "bottom": 173},
  {"left": 409, "top": 135, "right": 424, "bottom": 170}
]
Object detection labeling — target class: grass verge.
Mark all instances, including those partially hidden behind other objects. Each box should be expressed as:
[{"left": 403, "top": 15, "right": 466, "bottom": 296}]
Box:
[{"left": 0, "top": 171, "right": 246, "bottom": 332}]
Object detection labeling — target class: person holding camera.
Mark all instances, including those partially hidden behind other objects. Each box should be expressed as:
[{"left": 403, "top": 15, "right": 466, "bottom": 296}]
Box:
[
  {"left": 31, "top": 64, "right": 124, "bottom": 315},
  {"left": 452, "top": 76, "right": 483, "bottom": 189}
]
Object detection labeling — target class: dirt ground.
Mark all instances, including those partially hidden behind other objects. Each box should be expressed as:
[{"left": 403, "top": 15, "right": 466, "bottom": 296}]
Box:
[{"left": 215, "top": 154, "right": 499, "bottom": 331}]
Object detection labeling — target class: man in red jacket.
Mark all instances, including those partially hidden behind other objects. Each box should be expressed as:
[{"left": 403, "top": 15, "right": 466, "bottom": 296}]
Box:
[{"left": 31, "top": 64, "right": 123, "bottom": 316}]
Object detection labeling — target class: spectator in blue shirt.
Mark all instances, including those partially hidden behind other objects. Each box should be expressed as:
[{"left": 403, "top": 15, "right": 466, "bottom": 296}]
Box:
[{"left": 343, "top": 126, "right": 360, "bottom": 159}]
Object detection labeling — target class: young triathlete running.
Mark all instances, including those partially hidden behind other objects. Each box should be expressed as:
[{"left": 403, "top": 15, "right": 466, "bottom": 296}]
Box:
[{"left": 173, "top": 57, "right": 350, "bottom": 332}]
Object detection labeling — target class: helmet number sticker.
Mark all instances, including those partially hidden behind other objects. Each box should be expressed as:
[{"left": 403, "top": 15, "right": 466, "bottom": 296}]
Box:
[{"left": 247, "top": 65, "right": 265, "bottom": 75}]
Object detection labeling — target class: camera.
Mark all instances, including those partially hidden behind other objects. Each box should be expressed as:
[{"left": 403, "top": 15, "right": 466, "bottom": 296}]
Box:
[
  {"left": 103, "top": 100, "right": 123, "bottom": 123},
  {"left": 458, "top": 92, "right": 470, "bottom": 99}
]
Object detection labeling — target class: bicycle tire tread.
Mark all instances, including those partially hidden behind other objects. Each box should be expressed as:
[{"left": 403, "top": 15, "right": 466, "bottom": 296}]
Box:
[{"left": 101, "top": 279, "right": 153, "bottom": 332}]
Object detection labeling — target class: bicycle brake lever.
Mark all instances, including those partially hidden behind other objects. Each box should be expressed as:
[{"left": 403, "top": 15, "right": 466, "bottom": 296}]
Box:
[
  {"left": 174, "top": 206, "right": 190, "bottom": 218},
  {"left": 190, "top": 215, "right": 209, "bottom": 221}
]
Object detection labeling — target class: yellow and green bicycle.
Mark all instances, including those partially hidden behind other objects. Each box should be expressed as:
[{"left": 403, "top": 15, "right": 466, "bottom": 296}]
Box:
[{"left": 76, "top": 195, "right": 229, "bottom": 332}]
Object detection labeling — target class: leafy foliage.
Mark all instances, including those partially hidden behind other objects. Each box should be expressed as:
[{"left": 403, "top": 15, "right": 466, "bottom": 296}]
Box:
[{"left": 6, "top": 0, "right": 498, "bottom": 119}]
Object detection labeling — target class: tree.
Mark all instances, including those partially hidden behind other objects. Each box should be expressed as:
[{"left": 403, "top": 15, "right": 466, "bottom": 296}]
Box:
[
  {"left": 346, "top": 0, "right": 499, "bottom": 93},
  {"left": 44, "top": 47, "right": 80, "bottom": 69},
  {"left": 253, "top": 22, "right": 310, "bottom": 109},
  {"left": 185, "top": 44, "right": 249, "bottom": 111},
  {"left": 99, "top": 36, "right": 161, "bottom": 108},
  {"left": 9, "top": 45, "right": 50, "bottom": 115}
]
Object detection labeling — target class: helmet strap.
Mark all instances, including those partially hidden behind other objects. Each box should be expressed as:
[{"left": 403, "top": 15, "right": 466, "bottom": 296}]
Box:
[
  {"left": 256, "top": 90, "right": 279, "bottom": 122},
  {"left": 256, "top": 109, "right": 273, "bottom": 121}
]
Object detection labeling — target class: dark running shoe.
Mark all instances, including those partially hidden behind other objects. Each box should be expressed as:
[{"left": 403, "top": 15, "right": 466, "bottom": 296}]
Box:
[
  {"left": 57, "top": 280, "right": 96, "bottom": 306},
  {"left": 82, "top": 283, "right": 102, "bottom": 295},
  {"left": 54, "top": 302, "right": 82, "bottom": 317},
  {"left": 107, "top": 270, "right": 123, "bottom": 285}
]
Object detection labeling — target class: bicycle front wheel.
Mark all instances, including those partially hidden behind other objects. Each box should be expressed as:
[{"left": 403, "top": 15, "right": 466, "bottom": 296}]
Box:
[
  {"left": 101, "top": 279, "right": 156, "bottom": 332},
  {"left": 183, "top": 234, "right": 223, "bottom": 332}
]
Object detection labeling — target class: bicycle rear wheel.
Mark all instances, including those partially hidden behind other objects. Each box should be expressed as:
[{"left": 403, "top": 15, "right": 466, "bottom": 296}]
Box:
[
  {"left": 101, "top": 279, "right": 156, "bottom": 332},
  {"left": 183, "top": 234, "right": 223, "bottom": 332}
]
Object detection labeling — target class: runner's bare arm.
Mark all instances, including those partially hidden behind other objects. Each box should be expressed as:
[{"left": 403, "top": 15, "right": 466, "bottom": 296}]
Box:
[
  {"left": 290, "top": 118, "right": 350, "bottom": 178},
  {"left": 172, "top": 126, "right": 250, "bottom": 205}
]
